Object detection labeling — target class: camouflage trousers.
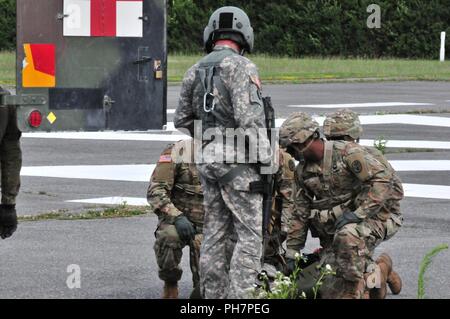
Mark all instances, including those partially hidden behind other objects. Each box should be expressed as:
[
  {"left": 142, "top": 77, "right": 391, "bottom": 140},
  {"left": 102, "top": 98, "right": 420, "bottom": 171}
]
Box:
[
  {"left": 319, "top": 214, "right": 403, "bottom": 298},
  {"left": 332, "top": 215, "right": 402, "bottom": 282},
  {"left": 0, "top": 106, "right": 22, "bottom": 206},
  {"left": 154, "top": 217, "right": 203, "bottom": 287},
  {"left": 198, "top": 163, "right": 263, "bottom": 299}
]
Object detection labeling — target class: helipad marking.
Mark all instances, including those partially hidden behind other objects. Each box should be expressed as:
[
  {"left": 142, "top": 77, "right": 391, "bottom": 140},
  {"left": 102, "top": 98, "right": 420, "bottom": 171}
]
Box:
[
  {"left": 21, "top": 161, "right": 450, "bottom": 182},
  {"left": 22, "top": 131, "right": 189, "bottom": 142},
  {"left": 360, "top": 140, "right": 450, "bottom": 150},
  {"left": 402, "top": 184, "right": 450, "bottom": 200},
  {"left": 68, "top": 197, "right": 149, "bottom": 206},
  {"left": 288, "top": 102, "right": 434, "bottom": 109},
  {"left": 390, "top": 161, "right": 450, "bottom": 172},
  {"left": 21, "top": 165, "right": 155, "bottom": 182},
  {"left": 67, "top": 184, "right": 450, "bottom": 204}
]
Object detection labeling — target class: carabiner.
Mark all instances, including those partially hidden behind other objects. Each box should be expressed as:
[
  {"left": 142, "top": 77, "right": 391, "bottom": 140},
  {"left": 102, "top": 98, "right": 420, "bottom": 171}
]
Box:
[{"left": 203, "top": 92, "right": 216, "bottom": 113}]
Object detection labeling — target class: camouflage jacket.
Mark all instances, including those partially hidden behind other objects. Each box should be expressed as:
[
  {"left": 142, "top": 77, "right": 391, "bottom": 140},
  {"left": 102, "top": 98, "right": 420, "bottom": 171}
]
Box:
[
  {"left": 174, "top": 45, "right": 271, "bottom": 166},
  {"left": 273, "top": 149, "right": 296, "bottom": 234},
  {"left": 287, "top": 140, "right": 404, "bottom": 255},
  {"left": 147, "top": 140, "right": 204, "bottom": 227}
]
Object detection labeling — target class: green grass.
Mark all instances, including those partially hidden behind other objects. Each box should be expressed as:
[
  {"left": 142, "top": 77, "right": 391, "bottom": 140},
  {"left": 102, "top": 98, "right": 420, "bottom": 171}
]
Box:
[
  {"left": 418, "top": 244, "right": 449, "bottom": 299},
  {"left": 19, "top": 204, "right": 149, "bottom": 222},
  {"left": 169, "top": 54, "right": 450, "bottom": 83},
  {"left": 2, "top": 51, "right": 450, "bottom": 85},
  {"left": 0, "top": 51, "right": 15, "bottom": 85}
]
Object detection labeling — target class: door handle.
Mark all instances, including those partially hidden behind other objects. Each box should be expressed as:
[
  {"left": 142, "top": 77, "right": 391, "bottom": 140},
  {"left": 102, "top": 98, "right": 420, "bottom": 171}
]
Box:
[{"left": 133, "top": 56, "right": 152, "bottom": 65}]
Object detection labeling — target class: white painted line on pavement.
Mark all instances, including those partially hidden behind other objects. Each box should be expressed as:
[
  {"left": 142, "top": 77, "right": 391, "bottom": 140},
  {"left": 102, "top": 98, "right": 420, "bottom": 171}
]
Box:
[
  {"left": 167, "top": 109, "right": 176, "bottom": 114},
  {"left": 360, "top": 140, "right": 450, "bottom": 150},
  {"left": 21, "top": 165, "right": 155, "bottom": 182},
  {"left": 169, "top": 114, "right": 450, "bottom": 131},
  {"left": 21, "top": 161, "right": 450, "bottom": 182},
  {"left": 390, "top": 161, "right": 450, "bottom": 172},
  {"left": 68, "top": 197, "right": 149, "bottom": 206},
  {"left": 23, "top": 131, "right": 189, "bottom": 142},
  {"left": 403, "top": 184, "right": 450, "bottom": 200},
  {"left": 288, "top": 102, "right": 434, "bottom": 109},
  {"left": 67, "top": 183, "right": 450, "bottom": 205},
  {"left": 22, "top": 114, "right": 450, "bottom": 142}
]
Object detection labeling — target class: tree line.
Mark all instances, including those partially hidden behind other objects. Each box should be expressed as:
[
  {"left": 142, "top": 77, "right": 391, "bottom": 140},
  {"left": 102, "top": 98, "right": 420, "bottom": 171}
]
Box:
[{"left": 1, "top": 0, "right": 449, "bottom": 58}]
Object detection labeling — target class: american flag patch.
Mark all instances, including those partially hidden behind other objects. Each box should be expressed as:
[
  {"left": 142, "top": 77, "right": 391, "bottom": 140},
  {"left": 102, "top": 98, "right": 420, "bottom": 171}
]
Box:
[{"left": 158, "top": 155, "right": 172, "bottom": 163}]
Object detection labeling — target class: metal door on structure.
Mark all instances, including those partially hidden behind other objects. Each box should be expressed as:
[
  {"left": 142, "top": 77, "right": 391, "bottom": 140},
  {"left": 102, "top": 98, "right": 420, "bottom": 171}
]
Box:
[{"left": 16, "top": 0, "right": 167, "bottom": 131}]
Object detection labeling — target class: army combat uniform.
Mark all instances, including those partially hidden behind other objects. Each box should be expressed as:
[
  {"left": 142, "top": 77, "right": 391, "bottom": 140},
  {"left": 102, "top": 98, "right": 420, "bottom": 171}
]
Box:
[
  {"left": 0, "top": 88, "right": 22, "bottom": 239},
  {"left": 287, "top": 140, "right": 404, "bottom": 298},
  {"left": 147, "top": 140, "right": 204, "bottom": 295},
  {"left": 174, "top": 43, "right": 272, "bottom": 299},
  {"left": 264, "top": 149, "right": 296, "bottom": 270}
]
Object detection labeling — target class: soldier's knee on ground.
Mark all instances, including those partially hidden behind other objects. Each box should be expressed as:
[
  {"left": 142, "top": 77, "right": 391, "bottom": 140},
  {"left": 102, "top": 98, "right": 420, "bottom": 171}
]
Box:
[
  {"left": 333, "top": 224, "right": 366, "bottom": 281},
  {"left": 154, "top": 224, "right": 185, "bottom": 282}
]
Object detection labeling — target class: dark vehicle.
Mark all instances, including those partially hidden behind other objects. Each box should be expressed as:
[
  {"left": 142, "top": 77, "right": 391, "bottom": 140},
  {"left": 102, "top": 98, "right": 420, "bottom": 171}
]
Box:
[{"left": 12, "top": 0, "right": 167, "bottom": 131}]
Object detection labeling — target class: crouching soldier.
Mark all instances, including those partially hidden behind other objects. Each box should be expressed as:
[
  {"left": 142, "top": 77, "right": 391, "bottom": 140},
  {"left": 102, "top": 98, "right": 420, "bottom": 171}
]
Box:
[
  {"left": 280, "top": 112, "right": 404, "bottom": 299},
  {"left": 323, "top": 109, "right": 403, "bottom": 298},
  {"left": 147, "top": 139, "right": 203, "bottom": 299}
]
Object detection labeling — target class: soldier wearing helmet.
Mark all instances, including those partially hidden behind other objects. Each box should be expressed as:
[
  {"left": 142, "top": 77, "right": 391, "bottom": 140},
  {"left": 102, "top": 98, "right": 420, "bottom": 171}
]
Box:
[
  {"left": 321, "top": 109, "right": 403, "bottom": 298},
  {"left": 323, "top": 109, "right": 363, "bottom": 142},
  {"left": 174, "top": 7, "right": 271, "bottom": 298},
  {"left": 0, "top": 87, "right": 21, "bottom": 240},
  {"left": 280, "top": 112, "right": 404, "bottom": 299}
]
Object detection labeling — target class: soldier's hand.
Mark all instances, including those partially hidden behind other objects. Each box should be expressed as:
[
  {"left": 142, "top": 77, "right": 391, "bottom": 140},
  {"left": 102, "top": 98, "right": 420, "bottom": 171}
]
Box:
[
  {"left": 335, "top": 211, "right": 362, "bottom": 230},
  {"left": 0, "top": 205, "right": 18, "bottom": 239},
  {"left": 174, "top": 215, "right": 196, "bottom": 243}
]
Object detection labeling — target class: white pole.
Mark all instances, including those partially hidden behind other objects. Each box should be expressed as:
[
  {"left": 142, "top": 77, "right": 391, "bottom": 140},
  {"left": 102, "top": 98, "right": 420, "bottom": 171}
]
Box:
[{"left": 440, "top": 32, "right": 446, "bottom": 62}]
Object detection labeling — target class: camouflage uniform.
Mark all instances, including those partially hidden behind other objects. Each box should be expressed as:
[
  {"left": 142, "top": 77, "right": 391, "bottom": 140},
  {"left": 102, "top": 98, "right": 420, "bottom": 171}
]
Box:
[
  {"left": 319, "top": 109, "right": 404, "bottom": 298},
  {"left": 148, "top": 140, "right": 204, "bottom": 289},
  {"left": 174, "top": 44, "right": 271, "bottom": 299},
  {"left": 281, "top": 113, "right": 404, "bottom": 298},
  {"left": 0, "top": 106, "right": 22, "bottom": 206},
  {"left": 0, "top": 91, "right": 22, "bottom": 239},
  {"left": 264, "top": 149, "right": 296, "bottom": 270}
]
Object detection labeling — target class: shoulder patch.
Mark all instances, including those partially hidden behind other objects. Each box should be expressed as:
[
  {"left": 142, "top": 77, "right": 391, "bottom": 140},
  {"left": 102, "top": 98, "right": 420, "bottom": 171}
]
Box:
[
  {"left": 158, "top": 155, "right": 172, "bottom": 163},
  {"left": 250, "top": 75, "right": 262, "bottom": 90},
  {"left": 352, "top": 160, "right": 362, "bottom": 174}
]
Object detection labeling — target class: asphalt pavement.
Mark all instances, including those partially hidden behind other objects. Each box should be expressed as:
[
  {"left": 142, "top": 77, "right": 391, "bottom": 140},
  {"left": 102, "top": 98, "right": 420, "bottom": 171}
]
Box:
[{"left": 1, "top": 81, "right": 449, "bottom": 299}]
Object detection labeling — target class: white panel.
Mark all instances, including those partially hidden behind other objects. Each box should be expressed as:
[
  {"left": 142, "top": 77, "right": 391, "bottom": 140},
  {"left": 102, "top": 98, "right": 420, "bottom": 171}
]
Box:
[
  {"left": 116, "top": 1, "right": 143, "bottom": 37},
  {"left": 63, "top": 0, "right": 91, "bottom": 37}
]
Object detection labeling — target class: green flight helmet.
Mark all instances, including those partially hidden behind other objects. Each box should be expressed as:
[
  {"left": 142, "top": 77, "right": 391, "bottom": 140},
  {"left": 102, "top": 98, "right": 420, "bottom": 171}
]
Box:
[
  {"left": 279, "top": 112, "right": 320, "bottom": 148},
  {"left": 203, "top": 6, "right": 254, "bottom": 54},
  {"left": 323, "top": 109, "right": 363, "bottom": 141}
]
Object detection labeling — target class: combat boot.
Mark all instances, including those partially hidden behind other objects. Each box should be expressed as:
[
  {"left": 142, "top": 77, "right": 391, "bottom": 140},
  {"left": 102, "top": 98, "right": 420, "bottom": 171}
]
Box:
[
  {"left": 162, "top": 281, "right": 179, "bottom": 299},
  {"left": 377, "top": 253, "right": 402, "bottom": 295}
]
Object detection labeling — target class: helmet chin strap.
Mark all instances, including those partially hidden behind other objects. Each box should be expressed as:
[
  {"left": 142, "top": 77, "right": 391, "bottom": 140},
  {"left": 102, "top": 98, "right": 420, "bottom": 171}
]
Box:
[{"left": 298, "top": 137, "right": 315, "bottom": 154}]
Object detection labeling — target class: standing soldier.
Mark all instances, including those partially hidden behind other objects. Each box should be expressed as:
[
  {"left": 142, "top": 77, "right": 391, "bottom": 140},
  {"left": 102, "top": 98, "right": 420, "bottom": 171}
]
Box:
[
  {"left": 148, "top": 139, "right": 203, "bottom": 299},
  {"left": 174, "top": 7, "right": 272, "bottom": 298},
  {"left": 0, "top": 87, "right": 21, "bottom": 240},
  {"left": 280, "top": 112, "right": 404, "bottom": 299}
]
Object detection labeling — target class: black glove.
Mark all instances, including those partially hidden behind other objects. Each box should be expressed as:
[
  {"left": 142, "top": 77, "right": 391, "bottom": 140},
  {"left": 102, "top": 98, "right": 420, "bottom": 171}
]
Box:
[
  {"left": 335, "top": 211, "right": 363, "bottom": 230},
  {"left": 284, "top": 257, "right": 297, "bottom": 275},
  {"left": 0, "top": 204, "right": 18, "bottom": 239},
  {"left": 174, "top": 215, "right": 195, "bottom": 243}
]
